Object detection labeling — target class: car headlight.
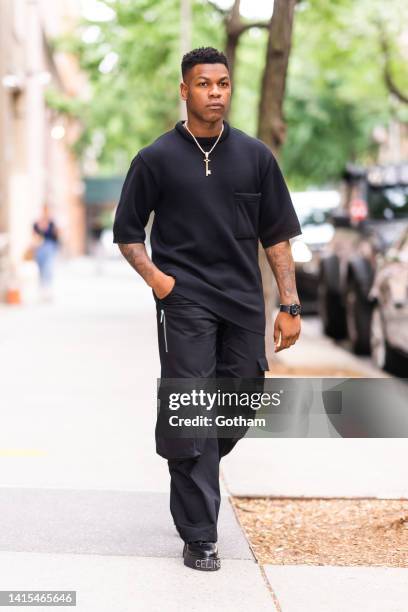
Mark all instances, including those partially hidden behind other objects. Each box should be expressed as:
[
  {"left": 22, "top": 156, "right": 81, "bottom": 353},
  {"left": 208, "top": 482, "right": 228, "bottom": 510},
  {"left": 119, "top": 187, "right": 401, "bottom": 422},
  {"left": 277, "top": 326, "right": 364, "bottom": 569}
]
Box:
[{"left": 291, "top": 239, "right": 313, "bottom": 263}]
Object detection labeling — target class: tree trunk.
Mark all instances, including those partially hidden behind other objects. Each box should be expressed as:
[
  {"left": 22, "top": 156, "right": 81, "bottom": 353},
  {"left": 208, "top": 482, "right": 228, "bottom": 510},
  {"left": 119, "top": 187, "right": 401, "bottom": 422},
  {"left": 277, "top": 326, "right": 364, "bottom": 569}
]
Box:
[
  {"left": 257, "top": 0, "right": 297, "bottom": 365},
  {"left": 224, "top": 0, "right": 241, "bottom": 90},
  {"left": 215, "top": 0, "right": 297, "bottom": 366},
  {"left": 257, "top": 0, "right": 296, "bottom": 152},
  {"left": 222, "top": 0, "right": 269, "bottom": 120}
]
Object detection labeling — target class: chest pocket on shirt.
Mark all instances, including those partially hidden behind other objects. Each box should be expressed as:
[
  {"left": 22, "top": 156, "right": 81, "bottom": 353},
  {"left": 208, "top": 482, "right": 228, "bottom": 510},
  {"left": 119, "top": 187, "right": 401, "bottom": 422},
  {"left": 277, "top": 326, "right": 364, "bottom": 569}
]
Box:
[{"left": 233, "top": 192, "right": 261, "bottom": 239}]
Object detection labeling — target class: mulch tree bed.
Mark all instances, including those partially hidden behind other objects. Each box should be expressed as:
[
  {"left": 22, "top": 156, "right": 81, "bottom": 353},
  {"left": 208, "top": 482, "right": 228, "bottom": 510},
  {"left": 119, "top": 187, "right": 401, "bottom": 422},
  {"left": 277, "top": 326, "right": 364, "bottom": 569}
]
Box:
[{"left": 231, "top": 497, "right": 408, "bottom": 567}]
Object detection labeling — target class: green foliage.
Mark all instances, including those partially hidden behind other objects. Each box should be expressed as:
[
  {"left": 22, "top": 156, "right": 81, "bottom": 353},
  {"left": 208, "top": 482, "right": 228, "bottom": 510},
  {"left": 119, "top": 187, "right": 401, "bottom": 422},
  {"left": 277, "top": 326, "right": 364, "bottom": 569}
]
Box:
[
  {"left": 49, "top": 0, "right": 183, "bottom": 174},
  {"left": 229, "top": 28, "right": 269, "bottom": 136},
  {"left": 44, "top": 87, "right": 84, "bottom": 117},
  {"left": 47, "top": 0, "right": 408, "bottom": 186},
  {"left": 283, "top": 0, "right": 408, "bottom": 187},
  {"left": 282, "top": 85, "right": 380, "bottom": 189}
]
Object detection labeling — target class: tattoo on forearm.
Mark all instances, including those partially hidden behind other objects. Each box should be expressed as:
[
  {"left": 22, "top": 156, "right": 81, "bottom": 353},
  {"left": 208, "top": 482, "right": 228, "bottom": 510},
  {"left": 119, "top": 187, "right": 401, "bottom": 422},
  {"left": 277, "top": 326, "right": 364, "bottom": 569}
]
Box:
[
  {"left": 265, "top": 240, "right": 299, "bottom": 303},
  {"left": 118, "top": 243, "right": 158, "bottom": 286}
]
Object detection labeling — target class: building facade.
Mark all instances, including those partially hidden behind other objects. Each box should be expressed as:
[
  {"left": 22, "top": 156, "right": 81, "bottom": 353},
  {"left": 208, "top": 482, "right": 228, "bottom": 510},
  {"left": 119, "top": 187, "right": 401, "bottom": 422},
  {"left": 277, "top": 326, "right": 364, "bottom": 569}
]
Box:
[{"left": 0, "top": 0, "right": 85, "bottom": 300}]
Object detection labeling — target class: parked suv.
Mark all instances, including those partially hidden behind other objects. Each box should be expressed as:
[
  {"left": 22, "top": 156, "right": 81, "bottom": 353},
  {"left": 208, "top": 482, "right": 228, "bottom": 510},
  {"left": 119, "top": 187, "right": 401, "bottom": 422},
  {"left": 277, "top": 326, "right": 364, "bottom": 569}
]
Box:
[{"left": 318, "top": 162, "right": 408, "bottom": 354}]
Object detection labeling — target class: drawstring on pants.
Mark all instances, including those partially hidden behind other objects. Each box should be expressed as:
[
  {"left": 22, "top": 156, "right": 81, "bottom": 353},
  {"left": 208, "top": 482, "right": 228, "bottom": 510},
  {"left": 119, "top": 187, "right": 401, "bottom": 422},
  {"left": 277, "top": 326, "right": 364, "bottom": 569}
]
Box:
[{"left": 160, "top": 308, "right": 168, "bottom": 352}]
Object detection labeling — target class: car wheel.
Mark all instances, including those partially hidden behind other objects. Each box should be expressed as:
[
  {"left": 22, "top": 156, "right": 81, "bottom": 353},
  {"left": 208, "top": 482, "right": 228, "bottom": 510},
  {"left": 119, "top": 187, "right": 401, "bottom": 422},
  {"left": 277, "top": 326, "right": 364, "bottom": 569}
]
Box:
[
  {"left": 345, "top": 278, "right": 372, "bottom": 355},
  {"left": 317, "top": 275, "right": 347, "bottom": 339},
  {"left": 371, "top": 305, "right": 408, "bottom": 376}
]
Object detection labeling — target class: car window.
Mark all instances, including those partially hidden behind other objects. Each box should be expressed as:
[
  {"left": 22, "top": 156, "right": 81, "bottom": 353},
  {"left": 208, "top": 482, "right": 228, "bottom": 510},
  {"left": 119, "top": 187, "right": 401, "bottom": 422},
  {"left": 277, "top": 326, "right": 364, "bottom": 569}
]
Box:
[
  {"left": 299, "top": 209, "right": 332, "bottom": 226},
  {"left": 367, "top": 185, "right": 408, "bottom": 220}
]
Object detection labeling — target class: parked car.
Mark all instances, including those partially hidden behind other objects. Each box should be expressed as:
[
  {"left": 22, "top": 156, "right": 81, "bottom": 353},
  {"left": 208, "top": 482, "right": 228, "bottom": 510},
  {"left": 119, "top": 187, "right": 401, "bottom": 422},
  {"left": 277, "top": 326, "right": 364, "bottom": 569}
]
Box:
[
  {"left": 291, "top": 191, "right": 339, "bottom": 313},
  {"left": 369, "top": 227, "right": 408, "bottom": 375},
  {"left": 318, "top": 162, "right": 408, "bottom": 354}
]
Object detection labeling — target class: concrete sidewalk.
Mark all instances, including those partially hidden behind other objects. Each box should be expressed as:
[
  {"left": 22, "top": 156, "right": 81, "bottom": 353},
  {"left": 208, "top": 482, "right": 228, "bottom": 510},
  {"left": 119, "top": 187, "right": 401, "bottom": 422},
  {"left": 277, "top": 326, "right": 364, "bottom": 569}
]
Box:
[
  {"left": 0, "top": 256, "right": 406, "bottom": 611},
  {"left": 0, "top": 257, "right": 274, "bottom": 611}
]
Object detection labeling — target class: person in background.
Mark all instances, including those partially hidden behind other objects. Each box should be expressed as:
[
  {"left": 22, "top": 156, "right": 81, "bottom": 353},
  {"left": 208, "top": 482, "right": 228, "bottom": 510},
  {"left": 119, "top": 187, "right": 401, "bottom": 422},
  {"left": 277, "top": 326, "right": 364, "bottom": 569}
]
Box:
[{"left": 32, "top": 204, "right": 59, "bottom": 301}]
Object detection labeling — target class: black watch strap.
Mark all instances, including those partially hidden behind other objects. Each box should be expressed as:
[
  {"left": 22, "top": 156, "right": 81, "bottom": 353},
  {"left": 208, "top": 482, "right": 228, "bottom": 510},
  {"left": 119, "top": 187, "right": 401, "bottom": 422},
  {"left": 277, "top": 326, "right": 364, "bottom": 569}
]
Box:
[{"left": 280, "top": 303, "right": 302, "bottom": 316}]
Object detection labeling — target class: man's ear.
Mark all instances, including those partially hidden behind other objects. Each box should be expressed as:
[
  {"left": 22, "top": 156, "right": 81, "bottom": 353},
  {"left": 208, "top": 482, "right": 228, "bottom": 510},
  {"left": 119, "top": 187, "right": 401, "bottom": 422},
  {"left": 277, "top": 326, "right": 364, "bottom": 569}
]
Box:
[{"left": 180, "top": 81, "right": 188, "bottom": 102}]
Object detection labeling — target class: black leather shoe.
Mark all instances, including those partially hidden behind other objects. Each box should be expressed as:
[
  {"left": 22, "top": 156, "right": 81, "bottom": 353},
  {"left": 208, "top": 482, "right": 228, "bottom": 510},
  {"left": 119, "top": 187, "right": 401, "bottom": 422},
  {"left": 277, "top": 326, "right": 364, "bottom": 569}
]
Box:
[{"left": 183, "top": 541, "right": 221, "bottom": 571}]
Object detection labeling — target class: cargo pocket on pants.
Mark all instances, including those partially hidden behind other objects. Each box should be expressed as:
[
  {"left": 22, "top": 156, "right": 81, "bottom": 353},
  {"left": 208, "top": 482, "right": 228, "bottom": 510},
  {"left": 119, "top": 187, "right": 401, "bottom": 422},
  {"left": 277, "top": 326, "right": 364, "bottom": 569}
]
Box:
[
  {"left": 155, "top": 380, "right": 210, "bottom": 461},
  {"left": 257, "top": 356, "right": 269, "bottom": 375}
]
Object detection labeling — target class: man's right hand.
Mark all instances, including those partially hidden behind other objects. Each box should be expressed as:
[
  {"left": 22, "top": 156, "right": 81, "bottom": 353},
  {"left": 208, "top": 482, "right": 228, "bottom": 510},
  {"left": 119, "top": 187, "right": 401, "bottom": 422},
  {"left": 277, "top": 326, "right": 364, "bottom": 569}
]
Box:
[
  {"left": 116, "top": 243, "right": 176, "bottom": 300},
  {"left": 152, "top": 272, "right": 176, "bottom": 299}
]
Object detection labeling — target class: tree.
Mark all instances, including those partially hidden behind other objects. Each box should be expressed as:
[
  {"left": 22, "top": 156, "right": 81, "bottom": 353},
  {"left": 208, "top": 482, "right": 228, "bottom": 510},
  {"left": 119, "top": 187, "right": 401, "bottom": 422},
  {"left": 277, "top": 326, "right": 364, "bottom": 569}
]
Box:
[
  {"left": 50, "top": 0, "right": 186, "bottom": 174},
  {"left": 206, "top": 0, "right": 269, "bottom": 120},
  {"left": 257, "top": 0, "right": 297, "bottom": 153},
  {"left": 47, "top": 0, "right": 408, "bottom": 184},
  {"left": 255, "top": 0, "right": 298, "bottom": 364},
  {"left": 377, "top": 20, "right": 408, "bottom": 105},
  {"left": 281, "top": 0, "right": 408, "bottom": 187}
]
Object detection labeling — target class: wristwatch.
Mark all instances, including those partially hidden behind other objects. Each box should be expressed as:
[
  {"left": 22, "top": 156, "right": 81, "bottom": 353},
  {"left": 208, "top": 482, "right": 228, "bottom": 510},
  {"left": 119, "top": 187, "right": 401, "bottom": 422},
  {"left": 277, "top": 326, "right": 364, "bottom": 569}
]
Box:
[{"left": 279, "top": 303, "right": 302, "bottom": 316}]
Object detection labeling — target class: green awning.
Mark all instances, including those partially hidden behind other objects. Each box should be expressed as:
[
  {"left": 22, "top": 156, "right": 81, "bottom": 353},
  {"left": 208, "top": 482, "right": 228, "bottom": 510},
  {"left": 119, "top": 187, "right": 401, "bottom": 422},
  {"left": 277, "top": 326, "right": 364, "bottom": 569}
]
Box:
[{"left": 83, "top": 176, "right": 125, "bottom": 206}]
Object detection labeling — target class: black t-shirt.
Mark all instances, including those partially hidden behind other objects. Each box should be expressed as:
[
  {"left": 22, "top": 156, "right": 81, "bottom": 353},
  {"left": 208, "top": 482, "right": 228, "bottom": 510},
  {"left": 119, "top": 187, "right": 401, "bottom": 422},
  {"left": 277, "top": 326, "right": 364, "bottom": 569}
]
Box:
[{"left": 113, "top": 119, "right": 302, "bottom": 334}]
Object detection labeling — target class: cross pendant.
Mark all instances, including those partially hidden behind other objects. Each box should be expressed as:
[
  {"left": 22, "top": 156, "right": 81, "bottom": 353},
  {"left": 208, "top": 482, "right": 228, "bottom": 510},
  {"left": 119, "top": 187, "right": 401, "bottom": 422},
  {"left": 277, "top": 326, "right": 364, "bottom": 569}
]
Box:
[{"left": 204, "top": 153, "right": 211, "bottom": 176}]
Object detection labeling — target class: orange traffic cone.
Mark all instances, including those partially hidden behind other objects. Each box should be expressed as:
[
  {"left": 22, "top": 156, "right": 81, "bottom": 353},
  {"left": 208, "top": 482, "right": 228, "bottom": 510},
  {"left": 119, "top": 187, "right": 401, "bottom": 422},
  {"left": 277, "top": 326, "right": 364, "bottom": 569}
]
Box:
[{"left": 5, "top": 286, "right": 22, "bottom": 305}]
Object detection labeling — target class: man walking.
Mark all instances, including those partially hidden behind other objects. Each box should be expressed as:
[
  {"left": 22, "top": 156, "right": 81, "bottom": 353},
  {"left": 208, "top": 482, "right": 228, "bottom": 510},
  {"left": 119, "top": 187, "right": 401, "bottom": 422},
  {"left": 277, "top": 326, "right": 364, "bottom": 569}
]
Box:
[{"left": 113, "top": 47, "right": 302, "bottom": 571}]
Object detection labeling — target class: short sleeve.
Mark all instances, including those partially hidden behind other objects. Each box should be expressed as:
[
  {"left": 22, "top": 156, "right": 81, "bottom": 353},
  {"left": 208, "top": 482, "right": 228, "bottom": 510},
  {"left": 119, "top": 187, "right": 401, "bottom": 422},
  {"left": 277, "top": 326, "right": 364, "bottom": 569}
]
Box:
[
  {"left": 259, "top": 154, "right": 302, "bottom": 248},
  {"left": 113, "top": 153, "right": 159, "bottom": 244}
]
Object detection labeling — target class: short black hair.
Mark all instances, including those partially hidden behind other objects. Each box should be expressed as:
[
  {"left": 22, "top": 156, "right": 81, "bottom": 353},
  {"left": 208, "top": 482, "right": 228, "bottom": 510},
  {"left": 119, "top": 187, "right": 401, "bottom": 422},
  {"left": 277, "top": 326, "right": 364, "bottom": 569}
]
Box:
[{"left": 181, "top": 47, "right": 229, "bottom": 80}]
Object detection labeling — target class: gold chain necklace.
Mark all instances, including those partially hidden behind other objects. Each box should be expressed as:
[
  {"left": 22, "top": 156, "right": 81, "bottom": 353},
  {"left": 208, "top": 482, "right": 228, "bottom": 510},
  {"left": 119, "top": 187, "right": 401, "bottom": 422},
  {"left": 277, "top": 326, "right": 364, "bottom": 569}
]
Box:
[{"left": 183, "top": 120, "right": 224, "bottom": 176}]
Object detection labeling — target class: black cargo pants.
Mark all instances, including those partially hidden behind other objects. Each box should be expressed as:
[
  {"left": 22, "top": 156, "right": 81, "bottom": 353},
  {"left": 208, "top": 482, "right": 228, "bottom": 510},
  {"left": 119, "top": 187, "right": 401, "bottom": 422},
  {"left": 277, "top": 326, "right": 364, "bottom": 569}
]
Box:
[{"left": 153, "top": 288, "right": 268, "bottom": 544}]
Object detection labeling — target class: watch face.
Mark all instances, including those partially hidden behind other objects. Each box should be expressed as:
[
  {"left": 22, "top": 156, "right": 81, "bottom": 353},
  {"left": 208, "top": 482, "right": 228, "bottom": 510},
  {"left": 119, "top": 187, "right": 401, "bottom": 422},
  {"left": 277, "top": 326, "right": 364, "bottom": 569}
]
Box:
[{"left": 290, "top": 304, "right": 301, "bottom": 315}]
